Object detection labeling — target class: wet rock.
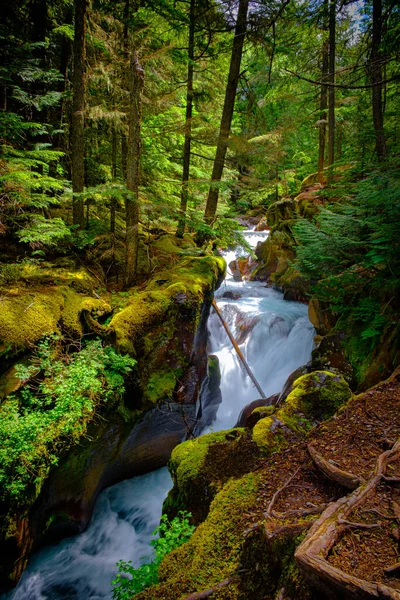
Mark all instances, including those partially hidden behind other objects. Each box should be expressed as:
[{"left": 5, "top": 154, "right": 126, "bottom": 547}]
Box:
[
  {"left": 221, "top": 290, "right": 241, "bottom": 300},
  {"left": 277, "top": 365, "right": 312, "bottom": 404},
  {"left": 254, "top": 217, "right": 270, "bottom": 232},
  {"left": 311, "top": 333, "right": 355, "bottom": 388},
  {"left": 308, "top": 298, "right": 337, "bottom": 335},
  {"left": 235, "top": 313, "right": 260, "bottom": 344},
  {"left": 194, "top": 355, "right": 222, "bottom": 433},
  {"left": 235, "top": 395, "right": 279, "bottom": 427},
  {"left": 228, "top": 259, "right": 243, "bottom": 281}
]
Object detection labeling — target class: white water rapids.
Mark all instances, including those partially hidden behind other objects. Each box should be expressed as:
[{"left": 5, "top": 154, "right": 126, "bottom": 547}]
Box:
[{"left": 5, "top": 229, "right": 314, "bottom": 600}]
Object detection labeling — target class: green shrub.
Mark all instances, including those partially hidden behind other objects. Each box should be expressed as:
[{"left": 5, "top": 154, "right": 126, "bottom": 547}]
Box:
[
  {"left": 0, "top": 338, "right": 135, "bottom": 503},
  {"left": 111, "top": 511, "right": 195, "bottom": 599}
]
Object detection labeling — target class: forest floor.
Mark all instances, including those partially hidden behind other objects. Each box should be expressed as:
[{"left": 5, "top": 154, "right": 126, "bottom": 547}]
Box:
[{"left": 235, "top": 369, "right": 400, "bottom": 598}]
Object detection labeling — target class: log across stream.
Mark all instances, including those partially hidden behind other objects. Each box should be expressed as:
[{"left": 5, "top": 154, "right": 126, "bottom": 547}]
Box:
[{"left": 4, "top": 229, "right": 315, "bottom": 600}]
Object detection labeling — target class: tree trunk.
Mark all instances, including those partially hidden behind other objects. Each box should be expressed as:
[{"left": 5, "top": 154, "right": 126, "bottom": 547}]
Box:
[
  {"left": 371, "top": 0, "right": 387, "bottom": 160},
  {"left": 71, "top": 0, "right": 88, "bottom": 229},
  {"left": 124, "top": 50, "right": 144, "bottom": 287},
  {"left": 176, "top": 0, "right": 195, "bottom": 238},
  {"left": 327, "top": 0, "right": 336, "bottom": 175},
  {"left": 203, "top": 0, "right": 249, "bottom": 226},
  {"left": 111, "top": 125, "right": 117, "bottom": 235},
  {"left": 317, "top": 0, "right": 329, "bottom": 182}
]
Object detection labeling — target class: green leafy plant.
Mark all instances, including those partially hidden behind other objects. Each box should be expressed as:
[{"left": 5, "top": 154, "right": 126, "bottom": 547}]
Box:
[
  {"left": 111, "top": 511, "right": 195, "bottom": 599},
  {"left": 0, "top": 338, "right": 136, "bottom": 502}
]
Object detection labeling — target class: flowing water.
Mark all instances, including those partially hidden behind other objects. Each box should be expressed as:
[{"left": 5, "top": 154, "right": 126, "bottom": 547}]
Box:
[{"left": 5, "top": 229, "right": 314, "bottom": 600}]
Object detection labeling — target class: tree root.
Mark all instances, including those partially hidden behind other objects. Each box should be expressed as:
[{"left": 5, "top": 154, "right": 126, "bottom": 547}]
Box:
[
  {"left": 308, "top": 444, "right": 361, "bottom": 490},
  {"left": 295, "top": 438, "right": 400, "bottom": 599},
  {"left": 182, "top": 577, "right": 237, "bottom": 599}
]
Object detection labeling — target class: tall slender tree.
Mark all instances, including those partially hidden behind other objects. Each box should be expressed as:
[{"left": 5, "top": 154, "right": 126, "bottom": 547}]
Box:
[
  {"left": 327, "top": 0, "right": 336, "bottom": 173},
  {"left": 176, "top": 0, "right": 195, "bottom": 238},
  {"left": 317, "top": 0, "right": 329, "bottom": 181},
  {"left": 71, "top": 0, "right": 89, "bottom": 229},
  {"left": 203, "top": 0, "right": 249, "bottom": 226},
  {"left": 371, "top": 0, "right": 387, "bottom": 160},
  {"left": 125, "top": 50, "right": 144, "bottom": 287}
]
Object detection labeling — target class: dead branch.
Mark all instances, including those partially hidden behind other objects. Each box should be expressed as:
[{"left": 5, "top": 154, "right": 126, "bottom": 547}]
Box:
[
  {"left": 265, "top": 467, "right": 301, "bottom": 518},
  {"left": 183, "top": 577, "right": 237, "bottom": 599},
  {"left": 308, "top": 444, "right": 361, "bottom": 490}
]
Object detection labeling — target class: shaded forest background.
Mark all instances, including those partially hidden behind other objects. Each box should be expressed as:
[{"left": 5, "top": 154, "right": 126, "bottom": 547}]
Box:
[{"left": 0, "top": 0, "right": 399, "bottom": 364}]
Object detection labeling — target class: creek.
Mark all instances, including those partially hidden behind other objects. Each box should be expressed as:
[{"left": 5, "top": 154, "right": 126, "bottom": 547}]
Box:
[{"left": 5, "top": 229, "right": 314, "bottom": 600}]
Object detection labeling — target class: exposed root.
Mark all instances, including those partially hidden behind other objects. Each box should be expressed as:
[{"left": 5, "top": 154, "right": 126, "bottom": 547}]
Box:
[
  {"left": 308, "top": 444, "right": 361, "bottom": 490},
  {"left": 295, "top": 438, "right": 400, "bottom": 599},
  {"left": 182, "top": 577, "right": 237, "bottom": 599}
]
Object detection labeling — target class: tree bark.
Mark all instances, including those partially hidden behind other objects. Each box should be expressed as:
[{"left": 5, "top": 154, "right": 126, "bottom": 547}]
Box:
[
  {"left": 327, "top": 0, "right": 336, "bottom": 175},
  {"left": 176, "top": 0, "right": 195, "bottom": 238},
  {"left": 125, "top": 50, "right": 144, "bottom": 287},
  {"left": 203, "top": 0, "right": 249, "bottom": 226},
  {"left": 71, "top": 0, "right": 88, "bottom": 229},
  {"left": 317, "top": 0, "right": 329, "bottom": 182},
  {"left": 371, "top": 0, "right": 387, "bottom": 160}
]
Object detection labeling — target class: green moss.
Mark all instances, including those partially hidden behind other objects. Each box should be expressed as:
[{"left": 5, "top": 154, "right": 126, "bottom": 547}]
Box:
[
  {"left": 109, "top": 254, "right": 225, "bottom": 356},
  {"left": 0, "top": 291, "right": 63, "bottom": 350},
  {"left": 252, "top": 415, "right": 292, "bottom": 453},
  {"left": 170, "top": 429, "right": 245, "bottom": 493},
  {"left": 252, "top": 371, "right": 351, "bottom": 453},
  {"left": 283, "top": 370, "right": 352, "bottom": 422},
  {"left": 153, "top": 234, "right": 196, "bottom": 255},
  {"left": 61, "top": 288, "right": 111, "bottom": 337},
  {"left": 158, "top": 472, "right": 261, "bottom": 594},
  {"left": 164, "top": 428, "right": 260, "bottom": 525},
  {"left": 109, "top": 291, "right": 171, "bottom": 354},
  {"left": 247, "top": 405, "right": 275, "bottom": 428},
  {"left": 146, "top": 369, "right": 181, "bottom": 404}
]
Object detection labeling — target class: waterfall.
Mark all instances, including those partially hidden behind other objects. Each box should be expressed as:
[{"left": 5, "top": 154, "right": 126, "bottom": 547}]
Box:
[{"left": 4, "top": 228, "right": 314, "bottom": 600}]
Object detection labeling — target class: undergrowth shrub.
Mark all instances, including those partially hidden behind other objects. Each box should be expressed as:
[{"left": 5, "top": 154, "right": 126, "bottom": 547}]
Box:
[
  {"left": 111, "top": 511, "right": 195, "bottom": 599},
  {"left": 0, "top": 337, "right": 135, "bottom": 503},
  {"left": 293, "top": 168, "right": 400, "bottom": 368}
]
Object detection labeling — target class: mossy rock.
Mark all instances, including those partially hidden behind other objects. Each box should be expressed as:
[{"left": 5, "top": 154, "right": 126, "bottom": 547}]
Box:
[
  {"left": 0, "top": 286, "right": 111, "bottom": 354},
  {"left": 240, "top": 524, "right": 313, "bottom": 600},
  {"left": 252, "top": 371, "right": 352, "bottom": 452},
  {"left": 61, "top": 289, "right": 111, "bottom": 338},
  {"left": 267, "top": 199, "right": 296, "bottom": 227},
  {"left": 0, "top": 291, "right": 64, "bottom": 352},
  {"left": 246, "top": 405, "right": 275, "bottom": 429},
  {"left": 283, "top": 370, "right": 352, "bottom": 423},
  {"left": 137, "top": 472, "right": 262, "bottom": 600},
  {"left": 164, "top": 428, "right": 260, "bottom": 523},
  {"left": 252, "top": 413, "right": 298, "bottom": 453},
  {"left": 108, "top": 252, "right": 225, "bottom": 406}
]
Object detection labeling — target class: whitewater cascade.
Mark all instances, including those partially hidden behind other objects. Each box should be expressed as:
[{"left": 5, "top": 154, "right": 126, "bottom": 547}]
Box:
[{"left": 5, "top": 228, "right": 315, "bottom": 600}]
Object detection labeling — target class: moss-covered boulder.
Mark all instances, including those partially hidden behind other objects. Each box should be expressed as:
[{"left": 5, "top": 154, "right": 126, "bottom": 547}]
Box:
[
  {"left": 252, "top": 371, "right": 352, "bottom": 453},
  {"left": 164, "top": 428, "right": 260, "bottom": 523},
  {"left": 0, "top": 286, "right": 111, "bottom": 356},
  {"left": 108, "top": 251, "right": 225, "bottom": 409},
  {"left": 137, "top": 472, "right": 262, "bottom": 600}
]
